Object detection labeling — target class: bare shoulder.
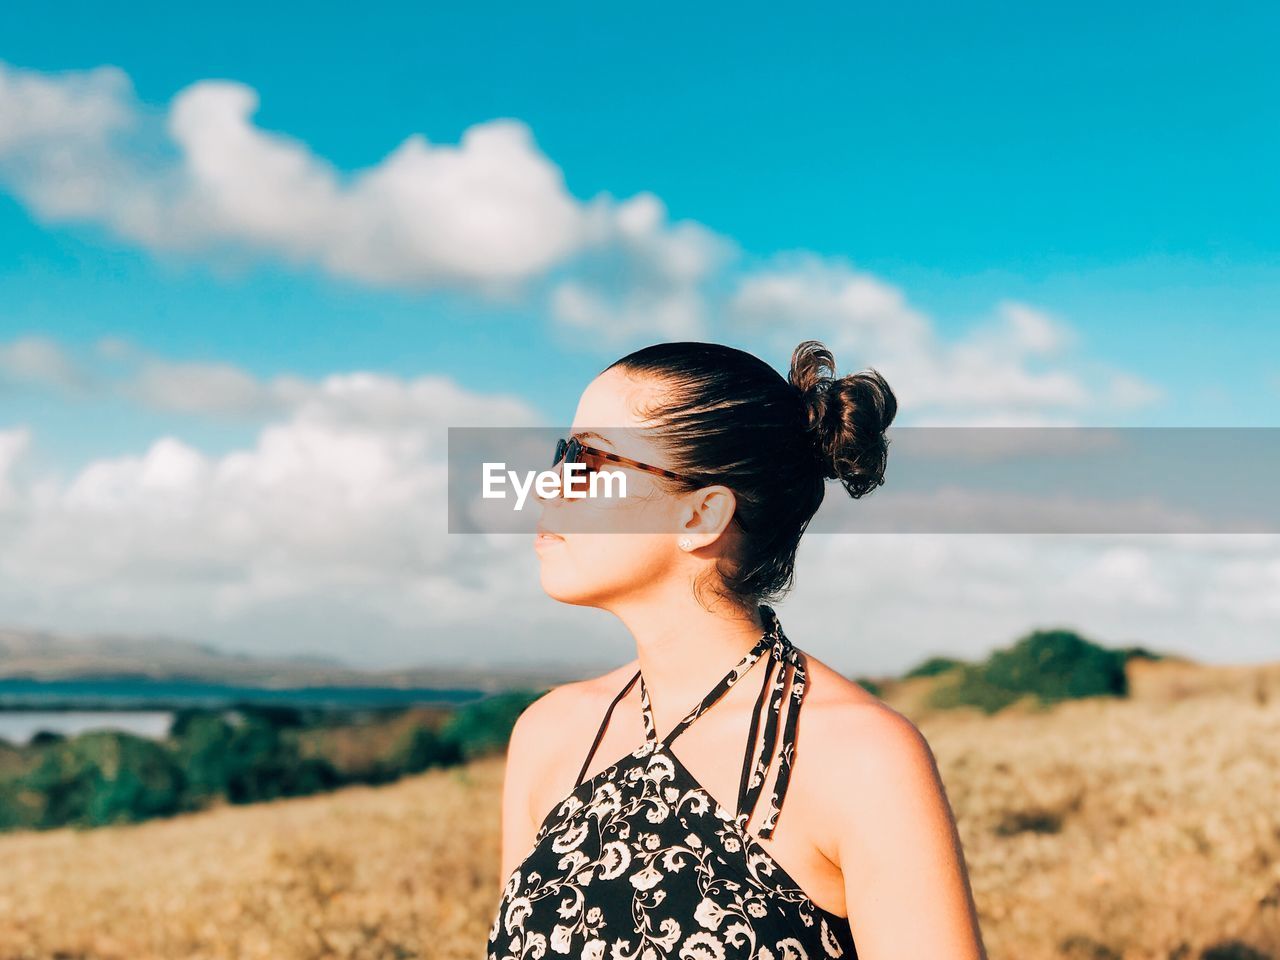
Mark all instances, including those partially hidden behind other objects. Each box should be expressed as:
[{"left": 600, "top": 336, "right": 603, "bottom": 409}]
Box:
[
  {"left": 793, "top": 655, "right": 985, "bottom": 956},
  {"left": 515, "top": 659, "right": 639, "bottom": 745},
  {"left": 795, "top": 651, "right": 942, "bottom": 833},
  {"left": 508, "top": 660, "right": 641, "bottom": 799},
  {"left": 499, "top": 660, "right": 641, "bottom": 882}
]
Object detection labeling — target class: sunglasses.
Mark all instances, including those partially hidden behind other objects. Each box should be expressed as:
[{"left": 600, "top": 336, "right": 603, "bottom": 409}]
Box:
[{"left": 552, "top": 435, "right": 750, "bottom": 531}]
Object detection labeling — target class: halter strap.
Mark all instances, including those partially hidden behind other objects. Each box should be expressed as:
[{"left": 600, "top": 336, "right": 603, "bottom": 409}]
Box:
[
  {"left": 640, "top": 632, "right": 774, "bottom": 751},
  {"left": 748, "top": 633, "right": 808, "bottom": 838},
  {"left": 573, "top": 668, "right": 642, "bottom": 789},
  {"left": 638, "top": 604, "right": 807, "bottom": 839}
]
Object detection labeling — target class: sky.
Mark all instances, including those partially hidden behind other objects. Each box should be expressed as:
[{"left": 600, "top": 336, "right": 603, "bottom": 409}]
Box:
[{"left": 1, "top": 3, "right": 1278, "bottom": 675}]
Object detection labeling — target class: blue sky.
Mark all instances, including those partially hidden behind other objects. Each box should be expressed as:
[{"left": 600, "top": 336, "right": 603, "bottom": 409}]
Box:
[{"left": 0, "top": 3, "right": 1277, "bottom": 672}]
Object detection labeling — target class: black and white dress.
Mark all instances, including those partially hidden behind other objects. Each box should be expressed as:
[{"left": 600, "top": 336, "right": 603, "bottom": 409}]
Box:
[{"left": 487, "top": 605, "right": 859, "bottom": 960}]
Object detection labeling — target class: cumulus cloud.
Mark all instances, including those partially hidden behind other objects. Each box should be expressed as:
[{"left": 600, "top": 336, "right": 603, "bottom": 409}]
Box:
[
  {"left": 0, "top": 350, "right": 1274, "bottom": 668},
  {"left": 0, "top": 333, "right": 296, "bottom": 418},
  {"left": 0, "top": 60, "right": 1171, "bottom": 427},
  {"left": 550, "top": 192, "right": 737, "bottom": 341},
  {"left": 727, "top": 254, "right": 1164, "bottom": 423},
  {"left": 0, "top": 335, "right": 91, "bottom": 392},
  {"left": 0, "top": 332, "right": 557, "bottom": 424},
  {"left": 0, "top": 60, "right": 740, "bottom": 316},
  {"left": 120, "top": 359, "right": 302, "bottom": 418},
  {"left": 729, "top": 255, "right": 934, "bottom": 354},
  {"left": 0, "top": 63, "right": 586, "bottom": 288},
  {"left": 785, "top": 533, "right": 1280, "bottom": 673},
  {"left": 163, "top": 81, "right": 591, "bottom": 287},
  {"left": 6, "top": 63, "right": 1254, "bottom": 669},
  {"left": 0, "top": 62, "right": 131, "bottom": 151},
  {"left": 0, "top": 366, "right": 553, "bottom": 665},
  {"left": 0, "top": 426, "right": 31, "bottom": 510}
]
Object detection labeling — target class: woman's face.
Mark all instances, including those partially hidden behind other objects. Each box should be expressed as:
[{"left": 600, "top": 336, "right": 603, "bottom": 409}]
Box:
[{"left": 534, "top": 367, "right": 696, "bottom": 611}]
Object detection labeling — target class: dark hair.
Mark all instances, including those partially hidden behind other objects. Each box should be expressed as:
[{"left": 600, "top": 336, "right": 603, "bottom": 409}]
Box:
[{"left": 605, "top": 340, "right": 897, "bottom": 610}]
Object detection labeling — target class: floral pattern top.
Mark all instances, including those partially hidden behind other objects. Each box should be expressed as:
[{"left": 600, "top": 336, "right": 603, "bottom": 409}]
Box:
[{"left": 487, "top": 605, "right": 859, "bottom": 960}]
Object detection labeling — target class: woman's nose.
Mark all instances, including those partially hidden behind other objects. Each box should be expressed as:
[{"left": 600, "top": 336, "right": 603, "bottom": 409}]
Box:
[{"left": 534, "top": 464, "right": 567, "bottom": 511}]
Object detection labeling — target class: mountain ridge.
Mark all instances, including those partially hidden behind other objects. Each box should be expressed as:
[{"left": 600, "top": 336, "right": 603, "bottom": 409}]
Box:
[{"left": 0, "top": 625, "right": 593, "bottom": 693}]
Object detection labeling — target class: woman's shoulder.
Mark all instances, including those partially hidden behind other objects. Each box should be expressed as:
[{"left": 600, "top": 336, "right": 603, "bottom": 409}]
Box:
[
  {"left": 514, "top": 659, "right": 641, "bottom": 746},
  {"left": 797, "top": 649, "right": 947, "bottom": 856},
  {"left": 796, "top": 647, "right": 907, "bottom": 730},
  {"left": 795, "top": 649, "right": 939, "bottom": 819},
  {"left": 507, "top": 660, "right": 642, "bottom": 827}
]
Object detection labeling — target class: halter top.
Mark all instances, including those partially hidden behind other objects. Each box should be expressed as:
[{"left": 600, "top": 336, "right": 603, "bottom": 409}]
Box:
[{"left": 487, "top": 605, "right": 859, "bottom": 960}]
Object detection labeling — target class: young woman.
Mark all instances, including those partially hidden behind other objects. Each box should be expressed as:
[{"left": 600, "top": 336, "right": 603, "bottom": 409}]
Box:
[{"left": 488, "top": 341, "right": 987, "bottom": 960}]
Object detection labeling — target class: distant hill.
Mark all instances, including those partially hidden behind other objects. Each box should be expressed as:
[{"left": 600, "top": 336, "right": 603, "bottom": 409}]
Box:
[
  {"left": 0, "top": 626, "right": 589, "bottom": 694},
  {"left": 877, "top": 630, "right": 1280, "bottom": 718}
]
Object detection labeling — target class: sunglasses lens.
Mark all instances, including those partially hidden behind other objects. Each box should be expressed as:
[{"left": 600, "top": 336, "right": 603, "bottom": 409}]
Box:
[{"left": 553, "top": 438, "right": 567, "bottom": 467}]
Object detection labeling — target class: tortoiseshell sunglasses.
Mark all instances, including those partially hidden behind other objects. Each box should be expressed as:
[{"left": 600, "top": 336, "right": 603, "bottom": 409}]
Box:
[{"left": 552, "top": 435, "right": 750, "bottom": 531}]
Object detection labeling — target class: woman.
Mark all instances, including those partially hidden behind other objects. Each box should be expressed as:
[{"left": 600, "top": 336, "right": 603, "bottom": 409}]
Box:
[{"left": 488, "top": 340, "right": 987, "bottom": 960}]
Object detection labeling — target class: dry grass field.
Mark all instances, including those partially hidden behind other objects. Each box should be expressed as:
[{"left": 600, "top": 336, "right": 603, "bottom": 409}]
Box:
[{"left": 1, "top": 659, "right": 1279, "bottom": 960}]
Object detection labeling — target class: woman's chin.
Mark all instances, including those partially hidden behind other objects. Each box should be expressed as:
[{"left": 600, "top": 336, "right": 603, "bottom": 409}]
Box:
[{"left": 538, "top": 571, "right": 610, "bottom": 608}]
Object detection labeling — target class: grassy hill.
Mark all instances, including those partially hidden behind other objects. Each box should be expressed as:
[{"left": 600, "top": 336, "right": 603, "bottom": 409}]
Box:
[{"left": 0, "top": 657, "right": 1277, "bottom": 960}]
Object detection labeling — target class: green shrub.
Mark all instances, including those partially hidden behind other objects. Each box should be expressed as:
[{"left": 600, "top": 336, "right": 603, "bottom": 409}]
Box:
[
  {"left": 987, "top": 629, "right": 1128, "bottom": 701},
  {"left": 218, "top": 715, "right": 339, "bottom": 804},
  {"left": 387, "top": 724, "right": 463, "bottom": 775},
  {"left": 853, "top": 676, "right": 883, "bottom": 697},
  {"left": 1199, "top": 941, "right": 1271, "bottom": 960},
  {"left": 903, "top": 655, "right": 965, "bottom": 679},
  {"left": 171, "top": 712, "right": 238, "bottom": 805},
  {"left": 1119, "top": 645, "right": 1163, "bottom": 663},
  {"left": 1059, "top": 935, "right": 1120, "bottom": 960},
  {"left": 2, "top": 690, "right": 575, "bottom": 832},
  {"left": 170, "top": 710, "right": 340, "bottom": 807},
  {"left": 20, "top": 731, "right": 185, "bottom": 828},
  {"left": 0, "top": 779, "right": 40, "bottom": 830},
  {"left": 927, "top": 629, "right": 1129, "bottom": 715},
  {"left": 995, "top": 806, "right": 1066, "bottom": 836},
  {"left": 928, "top": 665, "right": 1031, "bottom": 714},
  {"left": 441, "top": 689, "right": 545, "bottom": 760}
]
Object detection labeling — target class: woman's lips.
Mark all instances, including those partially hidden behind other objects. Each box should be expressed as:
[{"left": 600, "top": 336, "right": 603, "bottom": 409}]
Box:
[{"left": 534, "top": 527, "right": 565, "bottom": 552}]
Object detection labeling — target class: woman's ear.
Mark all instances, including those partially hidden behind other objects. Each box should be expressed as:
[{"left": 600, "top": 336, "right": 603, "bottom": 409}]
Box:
[{"left": 676, "top": 484, "right": 739, "bottom": 549}]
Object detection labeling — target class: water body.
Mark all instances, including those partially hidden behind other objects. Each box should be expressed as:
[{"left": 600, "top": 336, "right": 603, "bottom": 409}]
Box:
[
  {"left": 0, "top": 710, "right": 174, "bottom": 745},
  {"left": 0, "top": 678, "right": 487, "bottom": 710}
]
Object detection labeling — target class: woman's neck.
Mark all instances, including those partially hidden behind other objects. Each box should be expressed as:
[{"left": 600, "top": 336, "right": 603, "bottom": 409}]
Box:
[{"left": 609, "top": 584, "right": 768, "bottom": 729}]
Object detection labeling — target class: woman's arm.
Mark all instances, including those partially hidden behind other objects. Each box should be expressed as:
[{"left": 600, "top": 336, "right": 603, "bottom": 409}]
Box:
[
  {"left": 498, "top": 693, "right": 554, "bottom": 886},
  {"left": 828, "top": 706, "right": 988, "bottom": 960}
]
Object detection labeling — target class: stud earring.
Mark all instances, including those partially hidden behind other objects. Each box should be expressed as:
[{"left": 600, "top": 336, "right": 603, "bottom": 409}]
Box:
[{"left": 678, "top": 537, "right": 693, "bottom": 551}]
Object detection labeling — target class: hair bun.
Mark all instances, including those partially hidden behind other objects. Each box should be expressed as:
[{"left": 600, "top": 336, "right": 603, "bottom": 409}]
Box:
[{"left": 788, "top": 340, "right": 897, "bottom": 498}]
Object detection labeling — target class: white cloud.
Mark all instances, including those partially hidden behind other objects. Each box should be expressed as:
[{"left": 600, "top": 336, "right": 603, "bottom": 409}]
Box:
[
  {"left": 0, "top": 426, "right": 31, "bottom": 510},
  {"left": 729, "top": 254, "right": 933, "bottom": 356},
  {"left": 993, "top": 301, "right": 1076, "bottom": 358},
  {"left": 0, "top": 63, "right": 586, "bottom": 289},
  {"left": 1202, "top": 554, "right": 1280, "bottom": 628},
  {"left": 163, "top": 81, "right": 591, "bottom": 287},
  {"left": 0, "top": 59, "right": 1176, "bottom": 430},
  {"left": 0, "top": 333, "right": 553, "bottom": 424},
  {"left": 0, "top": 335, "right": 88, "bottom": 391},
  {"left": 6, "top": 63, "right": 1255, "bottom": 670},
  {"left": 0, "top": 365, "right": 552, "bottom": 665},
  {"left": 0, "top": 333, "right": 298, "bottom": 418},
  {"left": 0, "top": 355, "right": 1275, "bottom": 669},
  {"left": 0, "top": 62, "right": 131, "bottom": 152},
  {"left": 0, "top": 61, "right": 724, "bottom": 313},
  {"left": 1057, "top": 546, "right": 1177, "bottom": 609},
  {"left": 550, "top": 192, "right": 736, "bottom": 342},
  {"left": 122, "top": 359, "right": 300, "bottom": 418},
  {"left": 727, "top": 254, "right": 1163, "bottom": 423},
  {"left": 784, "top": 533, "right": 1280, "bottom": 673}
]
